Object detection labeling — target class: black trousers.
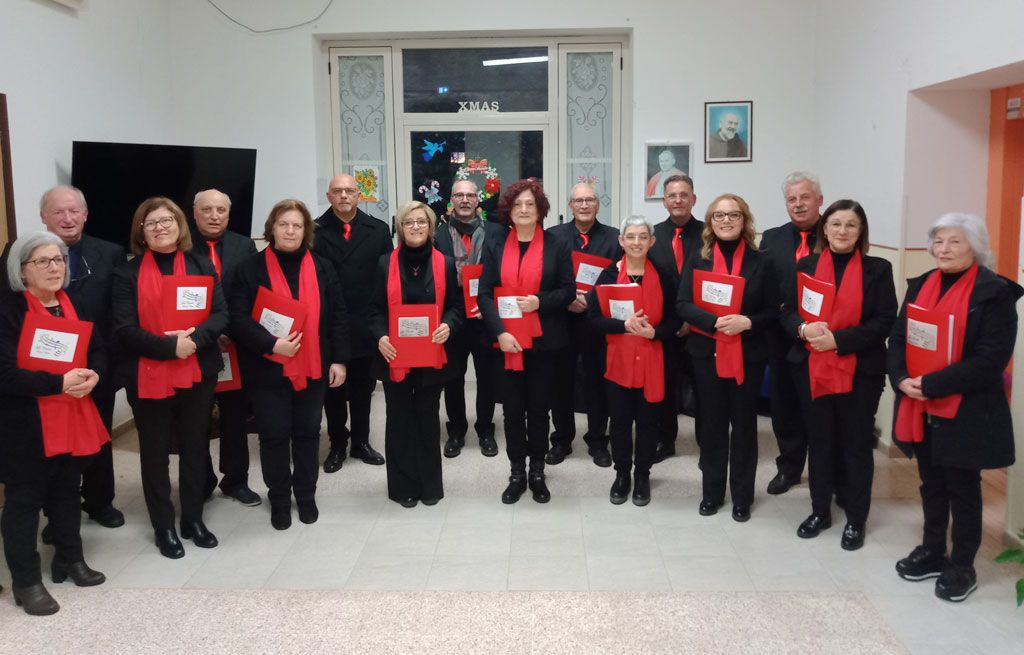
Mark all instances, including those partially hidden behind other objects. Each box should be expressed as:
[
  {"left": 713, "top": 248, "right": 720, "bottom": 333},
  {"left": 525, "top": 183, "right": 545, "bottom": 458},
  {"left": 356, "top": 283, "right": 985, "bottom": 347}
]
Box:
[
  {"left": 692, "top": 358, "right": 765, "bottom": 507},
  {"left": 550, "top": 316, "right": 609, "bottom": 451},
  {"left": 606, "top": 381, "right": 659, "bottom": 476},
  {"left": 249, "top": 378, "right": 326, "bottom": 508},
  {"left": 769, "top": 354, "right": 808, "bottom": 478},
  {"left": 383, "top": 373, "right": 444, "bottom": 502},
  {"left": 1, "top": 455, "right": 88, "bottom": 587},
  {"left": 794, "top": 366, "right": 883, "bottom": 524},
  {"left": 128, "top": 378, "right": 216, "bottom": 530},
  {"left": 501, "top": 351, "right": 556, "bottom": 468},
  {"left": 658, "top": 339, "right": 685, "bottom": 448},
  {"left": 443, "top": 320, "right": 497, "bottom": 439},
  {"left": 205, "top": 388, "right": 252, "bottom": 493},
  {"left": 913, "top": 438, "right": 983, "bottom": 567},
  {"left": 80, "top": 388, "right": 116, "bottom": 513},
  {"left": 325, "top": 355, "right": 375, "bottom": 451}
]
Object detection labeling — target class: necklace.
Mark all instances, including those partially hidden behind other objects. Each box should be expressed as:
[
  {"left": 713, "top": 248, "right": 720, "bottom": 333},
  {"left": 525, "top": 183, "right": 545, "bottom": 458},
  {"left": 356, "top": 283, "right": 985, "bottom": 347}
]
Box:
[
  {"left": 628, "top": 273, "right": 642, "bottom": 284},
  {"left": 411, "top": 265, "right": 422, "bottom": 277}
]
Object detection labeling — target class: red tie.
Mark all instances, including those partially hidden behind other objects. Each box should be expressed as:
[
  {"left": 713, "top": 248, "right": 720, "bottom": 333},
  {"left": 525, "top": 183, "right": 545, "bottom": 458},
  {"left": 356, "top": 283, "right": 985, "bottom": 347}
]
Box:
[
  {"left": 673, "top": 227, "right": 684, "bottom": 273},
  {"left": 206, "top": 240, "right": 222, "bottom": 279},
  {"left": 580, "top": 233, "right": 590, "bottom": 250},
  {"left": 343, "top": 223, "right": 352, "bottom": 242},
  {"left": 795, "top": 231, "right": 810, "bottom": 262},
  {"left": 462, "top": 234, "right": 472, "bottom": 253}
]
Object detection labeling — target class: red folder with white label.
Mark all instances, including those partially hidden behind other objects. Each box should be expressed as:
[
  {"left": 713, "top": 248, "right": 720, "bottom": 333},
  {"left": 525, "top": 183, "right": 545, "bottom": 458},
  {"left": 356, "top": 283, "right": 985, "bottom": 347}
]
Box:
[
  {"left": 17, "top": 312, "right": 93, "bottom": 375},
  {"left": 572, "top": 252, "right": 613, "bottom": 292},
  {"left": 796, "top": 272, "right": 835, "bottom": 324},
  {"left": 595, "top": 283, "right": 644, "bottom": 321},
  {"left": 691, "top": 270, "right": 745, "bottom": 337},
  {"left": 389, "top": 303, "right": 442, "bottom": 370},
  {"left": 252, "top": 286, "right": 309, "bottom": 366},
  {"left": 494, "top": 286, "right": 540, "bottom": 349},
  {"left": 161, "top": 275, "right": 213, "bottom": 331},
  {"left": 215, "top": 342, "right": 242, "bottom": 392},
  {"left": 904, "top": 303, "right": 954, "bottom": 377},
  {"left": 461, "top": 264, "right": 484, "bottom": 318}
]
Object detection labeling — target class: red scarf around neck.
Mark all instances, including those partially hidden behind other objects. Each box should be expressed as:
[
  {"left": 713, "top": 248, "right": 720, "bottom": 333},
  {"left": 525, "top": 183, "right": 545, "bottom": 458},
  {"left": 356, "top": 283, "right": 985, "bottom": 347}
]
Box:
[
  {"left": 386, "top": 245, "right": 448, "bottom": 382},
  {"left": 137, "top": 250, "right": 201, "bottom": 399},
  {"left": 23, "top": 290, "right": 110, "bottom": 457},
  {"left": 894, "top": 264, "right": 979, "bottom": 443},
  {"left": 499, "top": 228, "right": 544, "bottom": 370},
  {"left": 807, "top": 249, "right": 863, "bottom": 399},
  {"left": 265, "top": 247, "right": 322, "bottom": 391},
  {"left": 712, "top": 239, "right": 746, "bottom": 384},
  {"left": 604, "top": 257, "right": 665, "bottom": 402}
]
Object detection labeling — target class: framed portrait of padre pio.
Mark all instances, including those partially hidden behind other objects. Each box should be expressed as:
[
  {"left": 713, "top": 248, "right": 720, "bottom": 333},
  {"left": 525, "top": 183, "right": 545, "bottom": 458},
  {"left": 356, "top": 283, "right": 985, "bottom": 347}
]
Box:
[
  {"left": 705, "top": 101, "right": 752, "bottom": 163},
  {"left": 644, "top": 142, "right": 692, "bottom": 200}
]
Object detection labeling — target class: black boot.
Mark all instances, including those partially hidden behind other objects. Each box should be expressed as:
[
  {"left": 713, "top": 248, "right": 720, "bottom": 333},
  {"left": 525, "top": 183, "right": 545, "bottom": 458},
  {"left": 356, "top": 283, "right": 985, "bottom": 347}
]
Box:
[
  {"left": 610, "top": 472, "right": 630, "bottom": 505},
  {"left": 528, "top": 460, "right": 551, "bottom": 503},
  {"left": 51, "top": 560, "right": 106, "bottom": 586},
  {"left": 501, "top": 464, "right": 528, "bottom": 505},
  {"left": 632, "top": 472, "right": 651, "bottom": 506}
]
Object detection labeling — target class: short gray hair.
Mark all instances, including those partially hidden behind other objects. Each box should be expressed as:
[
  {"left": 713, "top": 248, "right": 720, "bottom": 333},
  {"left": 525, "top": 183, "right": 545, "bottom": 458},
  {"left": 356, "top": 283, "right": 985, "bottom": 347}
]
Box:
[
  {"left": 619, "top": 215, "right": 653, "bottom": 236},
  {"left": 194, "top": 188, "right": 232, "bottom": 207},
  {"left": 927, "top": 212, "right": 995, "bottom": 270},
  {"left": 781, "top": 171, "right": 821, "bottom": 197},
  {"left": 7, "top": 231, "right": 70, "bottom": 292},
  {"left": 39, "top": 185, "right": 87, "bottom": 213}
]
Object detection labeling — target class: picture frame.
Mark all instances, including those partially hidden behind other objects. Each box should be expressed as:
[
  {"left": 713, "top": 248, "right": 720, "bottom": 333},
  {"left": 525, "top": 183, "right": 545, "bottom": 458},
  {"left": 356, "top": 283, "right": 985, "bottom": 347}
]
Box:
[
  {"left": 0, "top": 93, "right": 15, "bottom": 249},
  {"left": 643, "top": 141, "right": 693, "bottom": 200},
  {"left": 705, "top": 101, "right": 752, "bottom": 163}
]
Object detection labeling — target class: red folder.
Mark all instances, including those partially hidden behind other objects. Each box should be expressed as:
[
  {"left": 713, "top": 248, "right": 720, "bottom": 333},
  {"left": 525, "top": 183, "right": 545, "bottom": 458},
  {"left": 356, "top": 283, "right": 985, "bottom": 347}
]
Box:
[
  {"left": 461, "top": 264, "right": 484, "bottom": 318},
  {"left": 595, "top": 283, "right": 643, "bottom": 320},
  {"left": 389, "top": 303, "right": 443, "bottom": 370},
  {"left": 17, "top": 313, "right": 93, "bottom": 375},
  {"left": 572, "top": 252, "right": 613, "bottom": 292},
  {"left": 161, "top": 275, "right": 213, "bottom": 331},
  {"left": 494, "top": 286, "right": 539, "bottom": 349},
  {"left": 796, "top": 272, "right": 835, "bottom": 323},
  {"left": 252, "top": 286, "right": 309, "bottom": 366},
  {"left": 692, "top": 270, "right": 745, "bottom": 337},
  {"left": 904, "top": 303, "right": 954, "bottom": 377},
  {"left": 214, "top": 342, "right": 242, "bottom": 392}
]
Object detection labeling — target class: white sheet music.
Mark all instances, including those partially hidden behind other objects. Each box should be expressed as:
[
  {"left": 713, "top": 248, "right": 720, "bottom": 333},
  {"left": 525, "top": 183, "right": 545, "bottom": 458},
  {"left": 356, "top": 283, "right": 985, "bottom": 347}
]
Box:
[
  {"left": 701, "top": 281, "right": 733, "bottom": 307},
  {"left": 497, "top": 296, "right": 522, "bottom": 319},
  {"left": 609, "top": 299, "right": 635, "bottom": 321},
  {"left": 259, "top": 308, "right": 295, "bottom": 338},
  {"left": 176, "top": 286, "right": 208, "bottom": 311},
  {"left": 30, "top": 328, "right": 79, "bottom": 363},
  {"left": 801, "top": 287, "right": 824, "bottom": 317},
  {"left": 397, "top": 316, "right": 430, "bottom": 337}
]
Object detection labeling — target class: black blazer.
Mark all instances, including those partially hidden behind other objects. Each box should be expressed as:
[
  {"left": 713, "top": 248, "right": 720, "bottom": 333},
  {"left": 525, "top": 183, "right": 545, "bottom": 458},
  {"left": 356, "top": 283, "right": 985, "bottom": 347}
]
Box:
[
  {"left": 779, "top": 252, "right": 897, "bottom": 376},
  {"left": 549, "top": 220, "right": 623, "bottom": 329},
  {"left": 190, "top": 229, "right": 257, "bottom": 340},
  {"left": 586, "top": 259, "right": 682, "bottom": 340},
  {"left": 366, "top": 248, "right": 465, "bottom": 384},
  {"left": 111, "top": 250, "right": 229, "bottom": 392},
  {"left": 648, "top": 216, "right": 704, "bottom": 291},
  {"left": 433, "top": 220, "right": 509, "bottom": 271},
  {"left": 228, "top": 249, "right": 351, "bottom": 390},
  {"left": 477, "top": 230, "right": 576, "bottom": 352},
  {"left": 888, "top": 266, "right": 1021, "bottom": 470},
  {"left": 760, "top": 221, "right": 819, "bottom": 355},
  {"left": 313, "top": 208, "right": 394, "bottom": 358},
  {"left": 675, "top": 244, "right": 778, "bottom": 363}
]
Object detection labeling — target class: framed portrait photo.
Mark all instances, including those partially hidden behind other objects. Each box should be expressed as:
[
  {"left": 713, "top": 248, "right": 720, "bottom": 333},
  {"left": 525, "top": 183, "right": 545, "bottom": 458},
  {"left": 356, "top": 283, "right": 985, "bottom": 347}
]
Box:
[
  {"left": 705, "top": 101, "right": 752, "bottom": 163},
  {"left": 643, "top": 141, "right": 693, "bottom": 200}
]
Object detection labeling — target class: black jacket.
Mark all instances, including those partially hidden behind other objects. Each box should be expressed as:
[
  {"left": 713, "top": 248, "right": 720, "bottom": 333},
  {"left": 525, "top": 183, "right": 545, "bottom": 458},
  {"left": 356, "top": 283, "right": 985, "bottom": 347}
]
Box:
[
  {"left": 313, "top": 207, "right": 394, "bottom": 358},
  {"left": 228, "top": 249, "right": 350, "bottom": 390},
  {"left": 760, "top": 221, "right": 819, "bottom": 356},
  {"left": 190, "top": 228, "right": 257, "bottom": 340},
  {"left": 433, "top": 219, "right": 509, "bottom": 274},
  {"left": 586, "top": 259, "right": 682, "bottom": 340},
  {"left": 648, "top": 215, "right": 704, "bottom": 292},
  {"left": 888, "top": 266, "right": 1021, "bottom": 469},
  {"left": 549, "top": 220, "right": 623, "bottom": 327}
]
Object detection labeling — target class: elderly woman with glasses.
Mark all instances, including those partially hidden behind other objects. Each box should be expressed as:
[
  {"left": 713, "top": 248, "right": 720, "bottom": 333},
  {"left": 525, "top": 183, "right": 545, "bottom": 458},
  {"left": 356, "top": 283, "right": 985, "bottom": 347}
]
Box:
[{"left": 0, "top": 231, "right": 108, "bottom": 615}]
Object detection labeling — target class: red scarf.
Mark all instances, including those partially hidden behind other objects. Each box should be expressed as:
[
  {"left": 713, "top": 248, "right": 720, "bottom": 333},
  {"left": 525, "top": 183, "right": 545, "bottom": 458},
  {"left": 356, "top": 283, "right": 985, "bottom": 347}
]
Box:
[
  {"left": 499, "top": 229, "right": 544, "bottom": 371},
  {"left": 386, "top": 245, "right": 448, "bottom": 382},
  {"left": 712, "top": 240, "right": 746, "bottom": 384},
  {"left": 137, "top": 251, "right": 202, "bottom": 399},
  {"left": 894, "top": 264, "right": 978, "bottom": 443},
  {"left": 265, "top": 248, "right": 322, "bottom": 391},
  {"left": 604, "top": 258, "right": 665, "bottom": 402},
  {"left": 23, "top": 291, "right": 110, "bottom": 457},
  {"left": 807, "top": 249, "right": 862, "bottom": 399}
]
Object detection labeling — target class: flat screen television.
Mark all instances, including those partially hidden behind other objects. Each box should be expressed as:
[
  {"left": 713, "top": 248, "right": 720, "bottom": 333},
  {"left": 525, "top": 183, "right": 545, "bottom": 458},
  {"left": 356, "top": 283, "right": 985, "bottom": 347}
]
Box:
[{"left": 71, "top": 141, "right": 257, "bottom": 250}]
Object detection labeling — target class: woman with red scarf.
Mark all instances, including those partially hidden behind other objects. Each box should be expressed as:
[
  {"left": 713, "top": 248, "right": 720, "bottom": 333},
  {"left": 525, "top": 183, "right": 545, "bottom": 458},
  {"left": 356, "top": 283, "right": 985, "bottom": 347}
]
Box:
[
  {"left": 229, "top": 200, "right": 349, "bottom": 530},
  {"left": 780, "top": 200, "right": 896, "bottom": 550},
  {"left": 368, "top": 201, "right": 463, "bottom": 508},
  {"left": 588, "top": 216, "right": 680, "bottom": 506},
  {"left": 0, "top": 231, "right": 108, "bottom": 615},
  {"left": 478, "top": 179, "right": 575, "bottom": 504},
  {"left": 113, "top": 198, "right": 228, "bottom": 558},
  {"left": 888, "top": 212, "right": 1019, "bottom": 603},
  {"left": 677, "top": 194, "right": 777, "bottom": 522}
]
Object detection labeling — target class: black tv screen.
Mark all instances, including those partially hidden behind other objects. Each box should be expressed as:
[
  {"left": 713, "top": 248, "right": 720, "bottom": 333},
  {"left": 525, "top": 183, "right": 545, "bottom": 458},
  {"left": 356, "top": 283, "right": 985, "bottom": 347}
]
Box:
[{"left": 71, "top": 141, "right": 257, "bottom": 250}]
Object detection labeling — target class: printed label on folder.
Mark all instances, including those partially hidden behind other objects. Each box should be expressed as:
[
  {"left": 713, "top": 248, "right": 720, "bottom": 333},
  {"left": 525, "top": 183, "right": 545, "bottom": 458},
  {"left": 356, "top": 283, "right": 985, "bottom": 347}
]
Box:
[
  {"left": 397, "top": 316, "right": 430, "bottom": 338},
  {"left": 497, "top": 296, "right": 523, "bottom": 319},
  {"left": 30, "top": 329, "right": 79, "bottom": 363},
  {"left": 176, "top": 286, "right": 208, "bottom": 311},
  {"left": 259, "top": 308, "right": 295, "bottom": 338},
  {"left": 906, "top": 318, "right": 938, "bottom": 351},
  {"left": 575, "top": 263, "right": 603, "bottom": 287},
  {"left": 701, "top": 281, "right": 733, "bottom": 307},
  {"left": 468, "top": 278, "right": 480, "bottom": 297},
  {"left": 800, "top": 287, "right": 825, "bottom": 317},
  {"left": 609, "top": 299, "right": 635, "bottom": 321}
]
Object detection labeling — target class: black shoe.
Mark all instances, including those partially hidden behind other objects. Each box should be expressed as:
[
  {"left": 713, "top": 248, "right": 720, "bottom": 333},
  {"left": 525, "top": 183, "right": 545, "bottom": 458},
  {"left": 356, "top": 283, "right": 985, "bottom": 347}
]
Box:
[
  {"left": 421, "top": 497, "right": 441, "bottom": 506},
  {"left": 698, "top": 500, "right": 722, "bottom": 516},
  {"left": 323, "top": 447, "right": 346, "bottom": 473},
  {"left": 155, "top": 529, "right": 185, "bottom": 559},
  {"left": 223, "top": 485, "right": 262, "bottom": 507},
  {"left": 631, "top": 473, "right": 651, "bottom": 507},
  {"left": 652, "top": 442, "right": 675, "bottom": 464},
  {"left": 589, "top": 448, "right": 612, "bottom": 468},
  {"left": 766, "top": 471, "right": 799, "bottom": 495},
  {"left": 443, "top": 435, "right": 464, "bottom": 458},
  {"left": 479, "top": 433, "right": 499, "bottom": 457},
  {"left": 51, "top": 560, "right": 105, "bottom": 586},
  {"left": 271, "top": 506, "right": 292, "bottom": 530},
  {"left": 180, "top": 521, "right": 218, "bottom": 548},
  {"left": 40, "top": 524, "right": 54, "bottom": 545},
  {"left": 731, "top": 505, "right": 751, "bottom": 522},
  {"left": 896, "top": 545, "right": 948, "bottom": 581},
  {"left": 501, "top": 474, "right": 528, "bottom": 504},
  {"left": 935, "top": 565, "right": 977, "bottom": 602},
  {"left": 840, "top": 522, "right": 865, "bottom": 551},
  {"left": 528, "top": 472, "right": 551, "bottom": 503},
  {"left": 84, "top": 504, "right": 125, "bottom": 528},
  {"left": 545, "top": 443, "right": 571, "bottom": 465},
  {"left": 609, "top": 473, "right": 630, "bottom": 505},
  {"left": 398, "top": 497, "right": 419, "bottom": 508},
  {"left": 297, "top": 500, "right": 319, "bottom": 524},
  {"left": 351, "top": 442, "right": 385, "bottom": 465},
  {"left": 12, "top": 583, "right": 59, "bottom": 616},
  {"left": 797, "top": 513, "right": 832, "bottom": 539}
]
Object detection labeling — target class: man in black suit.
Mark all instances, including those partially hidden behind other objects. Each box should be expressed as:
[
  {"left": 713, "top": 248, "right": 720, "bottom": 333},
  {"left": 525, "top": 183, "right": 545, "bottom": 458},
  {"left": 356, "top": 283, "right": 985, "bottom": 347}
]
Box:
[
  {"left": 647, "top": 174, "right": 704, "bottom": 463},
  {"left": 545, "top": 183, "right": 622, "bottom": 467},
  {"left": 315, "top": 173, "right": 391, "bottom": 472},
  {"left": 191, "top": 189, "right": 261, "bottom": 507},
  {"left": 759, "top": 171, "right": 824, "bottom": 495},
  {"left": 433, "top": 179, "right": 505, "bottom": 458}
]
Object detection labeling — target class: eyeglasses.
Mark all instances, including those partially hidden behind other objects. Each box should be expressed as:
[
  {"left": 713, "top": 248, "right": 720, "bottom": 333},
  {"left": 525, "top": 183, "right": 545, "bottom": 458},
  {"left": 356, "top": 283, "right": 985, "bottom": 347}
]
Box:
[
  {"left": 142, "top": 217, "right": 176, "bottom": 231},
  {"left": 711, "top": 211, "right": 744, "bottom": 223},
  {"left": 571, "top": 197, "right": 598, "bottom": 206},
  {"left": 452, "top": 192, "right": 478, "bottom": 200},
  {"left": 25, "top": 255, "right": 68, "bottom": 269},
  {"left": 401, "top": 219, "right": 430, "bottom": 228},
  {"left": 329, "top": 187, "right": 360, "bottom": 197}
]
